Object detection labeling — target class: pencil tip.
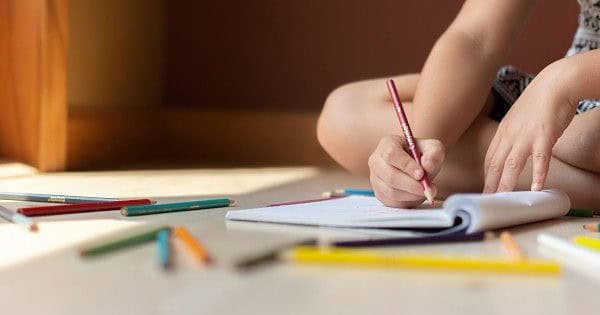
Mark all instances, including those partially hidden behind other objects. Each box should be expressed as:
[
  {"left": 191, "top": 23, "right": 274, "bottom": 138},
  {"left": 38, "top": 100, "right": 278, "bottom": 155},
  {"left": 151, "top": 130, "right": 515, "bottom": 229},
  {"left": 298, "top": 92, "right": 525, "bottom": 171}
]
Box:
[
  {"left": 30, "top": 223, "right": 39, "bottom": 232},
  {"left": 424, "top": 189, "right": 434, "bottom": 205}
]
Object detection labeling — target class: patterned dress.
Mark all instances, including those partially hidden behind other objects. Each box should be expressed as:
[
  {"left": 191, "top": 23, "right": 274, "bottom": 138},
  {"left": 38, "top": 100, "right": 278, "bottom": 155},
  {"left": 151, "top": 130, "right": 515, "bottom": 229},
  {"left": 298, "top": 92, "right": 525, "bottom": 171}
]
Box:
[{"left": 491, "top": 0, "right": 600, "bottom": 121}]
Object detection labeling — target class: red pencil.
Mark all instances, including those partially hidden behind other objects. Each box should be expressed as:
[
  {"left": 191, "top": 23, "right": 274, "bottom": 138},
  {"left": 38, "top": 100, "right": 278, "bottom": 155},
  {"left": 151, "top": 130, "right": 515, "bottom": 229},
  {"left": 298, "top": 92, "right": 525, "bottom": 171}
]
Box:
[
  {"left": 386, "top": 79, "right": 435, "bottom": 204},
  {"left": 18, "top": 199, "right": 154, "bottom": 216}
]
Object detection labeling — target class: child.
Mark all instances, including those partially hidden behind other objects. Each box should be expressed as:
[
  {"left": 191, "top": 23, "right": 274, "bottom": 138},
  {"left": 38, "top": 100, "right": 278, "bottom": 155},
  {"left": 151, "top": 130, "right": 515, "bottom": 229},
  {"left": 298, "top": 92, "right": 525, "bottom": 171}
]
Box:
[{"left": 317, "top": 0, "right": 600, "bottom": 209}]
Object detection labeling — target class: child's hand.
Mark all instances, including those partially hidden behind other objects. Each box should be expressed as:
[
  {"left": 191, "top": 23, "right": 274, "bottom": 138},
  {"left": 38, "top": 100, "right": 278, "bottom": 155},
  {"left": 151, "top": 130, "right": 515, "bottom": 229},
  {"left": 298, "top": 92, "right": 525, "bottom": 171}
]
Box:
[
  {"left": 368, "top": 135, "right": 445, "bottom": 208},
  {"left": 484, "top": 64, "right": 576, "bottom": 193}
]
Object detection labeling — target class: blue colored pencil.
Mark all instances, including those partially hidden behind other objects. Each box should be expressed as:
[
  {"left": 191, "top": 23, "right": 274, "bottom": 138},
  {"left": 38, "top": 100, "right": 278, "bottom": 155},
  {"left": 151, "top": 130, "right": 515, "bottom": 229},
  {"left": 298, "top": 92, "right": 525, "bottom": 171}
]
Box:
[
  {"left": 157, "top": 229, "right": 171, "bottom": 269},
  {"left": 322, "top": 188, "right": 375, "bottom": 198}
]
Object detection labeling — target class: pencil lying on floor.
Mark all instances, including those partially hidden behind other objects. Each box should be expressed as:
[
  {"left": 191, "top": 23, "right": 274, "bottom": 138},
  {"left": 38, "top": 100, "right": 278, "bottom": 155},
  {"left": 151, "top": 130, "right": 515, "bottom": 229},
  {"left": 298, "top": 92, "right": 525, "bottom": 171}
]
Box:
[
  {"left": 80, "top": 225, "right": 168, "bottom": 257},
  {"left": 173, "top": 226, "right": 212, "bottom": 265},
  {"left": 284, "top": 246, "right": 560, "bottom": 275},
  {"left": 121, "top": 198, "right": 234, "bottom": 216},
  {"left": 0, "top": 206, "right": 38, "bottom": 232},
  {"left": 0, "top": 192, "right": 118, "bottom": 204}
]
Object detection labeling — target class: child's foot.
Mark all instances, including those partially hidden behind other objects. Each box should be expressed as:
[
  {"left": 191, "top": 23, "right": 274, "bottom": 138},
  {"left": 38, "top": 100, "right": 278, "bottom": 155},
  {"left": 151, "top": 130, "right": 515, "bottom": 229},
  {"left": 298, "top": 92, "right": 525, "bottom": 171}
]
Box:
[{"left": 553, "top": 108, "right": 600, "bottom": 172}]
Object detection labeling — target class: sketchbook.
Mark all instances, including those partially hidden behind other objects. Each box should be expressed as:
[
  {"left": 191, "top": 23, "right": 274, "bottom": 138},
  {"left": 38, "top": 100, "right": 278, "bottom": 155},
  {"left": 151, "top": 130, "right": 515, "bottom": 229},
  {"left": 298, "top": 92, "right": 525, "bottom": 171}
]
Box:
[{"left": 226, "top": 190, "right": 570, "bottom": 234}]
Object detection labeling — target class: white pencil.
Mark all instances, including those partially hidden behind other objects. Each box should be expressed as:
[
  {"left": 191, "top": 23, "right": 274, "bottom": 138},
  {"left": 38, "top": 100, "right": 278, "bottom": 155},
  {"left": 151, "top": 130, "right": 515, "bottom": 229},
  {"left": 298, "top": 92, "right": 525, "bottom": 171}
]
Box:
[
  {"left": 537, "top": 233, "right": 600, "bottom": 268},
  {"left": 0, "top": 206, "right": 38, "bottom": 232}
]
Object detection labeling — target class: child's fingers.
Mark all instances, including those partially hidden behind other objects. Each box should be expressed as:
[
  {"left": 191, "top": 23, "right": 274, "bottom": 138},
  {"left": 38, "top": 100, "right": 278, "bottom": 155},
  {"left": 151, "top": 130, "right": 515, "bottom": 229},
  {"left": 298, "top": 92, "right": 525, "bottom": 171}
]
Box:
[
  {"left": 417, "top": 139, "right": 446, "bottom": 176},
  {"left": 483, "top": 137, "right": 512, "bottom": 193},
  {"left": 369, "top": 154, "right": 425, "bottom": 196},
  {"left": 530, "top": 141, "right": 551, "bottom": 191},
  {"left": 370, "top": 173, "right": 425, "bottom": 208},
  {"left": 496, "top": 145, "right": 529, "bottom": 192},
  {"left": 378, "top": 136, "right": 424, "bottom": 180}
]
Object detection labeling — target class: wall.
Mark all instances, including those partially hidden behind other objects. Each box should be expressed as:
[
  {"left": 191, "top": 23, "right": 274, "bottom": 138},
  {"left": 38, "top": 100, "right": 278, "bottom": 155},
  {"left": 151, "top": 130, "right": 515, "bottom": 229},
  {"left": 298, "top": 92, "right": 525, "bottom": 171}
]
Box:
[
  {"left": 166, "top": 0, "right": 579, "bottom": 112},
  {"left": 68, "top": 0, "right": 165, "bottom": 108}
]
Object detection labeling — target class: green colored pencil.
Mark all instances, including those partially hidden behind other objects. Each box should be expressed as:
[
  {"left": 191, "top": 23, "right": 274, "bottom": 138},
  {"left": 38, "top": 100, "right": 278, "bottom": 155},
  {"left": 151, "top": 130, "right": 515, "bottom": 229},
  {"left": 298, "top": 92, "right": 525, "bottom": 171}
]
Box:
[
  {"left": 121, "top": 198, "right": 234, "bottom": 217},
  {"left": 566, "top": 208, "right": 594, "bottom": 218},
  {"left": 80, "top": 226, "right": 168, "bottom": 257}
]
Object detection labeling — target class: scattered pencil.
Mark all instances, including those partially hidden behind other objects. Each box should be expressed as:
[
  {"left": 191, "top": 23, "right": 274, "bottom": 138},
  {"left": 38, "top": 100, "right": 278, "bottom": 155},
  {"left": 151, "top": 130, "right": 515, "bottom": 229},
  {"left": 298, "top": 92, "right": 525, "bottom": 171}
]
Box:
[
  {"left": 121, "top": 198, "right": 234, "bottom": 217},
  {"left": 19, "top": 199, "right": 154, "bottom": 216},
  {"left": 0, "top": 192, "right": 118, "bottom": 204},
  {"left": 80, "top": 225, "right": 167, "bottom": 257},
  {"left": 322, "top": 188, "right": 375, "bottom": 198},
  {"left": 583, "top": 223, "right": 600, "bottom": 232},
  {"left": 0, "top": 206, "right": 38, "bottom": 232},
  {"left": 157, "top": 229, "right": 172, "bottom": 270},
  {"left": 500, "top": 231, "right": 526, "bottom": 260},
  {"left": 566, "top": 208, "right": 594, "bottom": 217},
  {"left": 285, "top": 246, "right": 560, "bottom": 275},
  {"left": 573, "top": 235, "right": 600, "bottom": 251},
  {"left": 173, "top": 226, "right": 212, "bottom": 265}
]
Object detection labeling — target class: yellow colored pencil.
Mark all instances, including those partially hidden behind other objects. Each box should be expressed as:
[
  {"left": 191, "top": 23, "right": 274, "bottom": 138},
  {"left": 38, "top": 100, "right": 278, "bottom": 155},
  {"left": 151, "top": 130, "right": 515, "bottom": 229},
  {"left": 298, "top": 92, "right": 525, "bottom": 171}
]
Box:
[
  {"left": 573, "top": 235, "right": 600, "bottom": 251},
  {"left": 173, "top": 226, "right": 212, "bottom": 264},
  {"left": 500, "top": 231, "right": 526, "bottom": 260},
  {"left": 285, "top": 246, "right": 560, "bottom": 275}
]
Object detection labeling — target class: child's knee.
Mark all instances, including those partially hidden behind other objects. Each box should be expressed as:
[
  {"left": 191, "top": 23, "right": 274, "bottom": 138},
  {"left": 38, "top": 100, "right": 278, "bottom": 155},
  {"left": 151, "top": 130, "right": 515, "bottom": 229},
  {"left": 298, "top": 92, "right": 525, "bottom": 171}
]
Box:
[{"left": 317, "top": 84, "right": 360, "bottom": 152}]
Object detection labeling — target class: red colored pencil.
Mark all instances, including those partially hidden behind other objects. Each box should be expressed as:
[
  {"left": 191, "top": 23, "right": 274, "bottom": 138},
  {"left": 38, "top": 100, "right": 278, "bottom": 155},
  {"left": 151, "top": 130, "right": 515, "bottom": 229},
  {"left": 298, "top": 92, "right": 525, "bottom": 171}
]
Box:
[
  {"left": 386, "top": 79, "right": 434, "bottom": 204},
  {"left": 18, "top": 199, "right": 154, "bottom": 216},
  {"left": 268, "top": 196, "right": 343, "bottom": 207}
]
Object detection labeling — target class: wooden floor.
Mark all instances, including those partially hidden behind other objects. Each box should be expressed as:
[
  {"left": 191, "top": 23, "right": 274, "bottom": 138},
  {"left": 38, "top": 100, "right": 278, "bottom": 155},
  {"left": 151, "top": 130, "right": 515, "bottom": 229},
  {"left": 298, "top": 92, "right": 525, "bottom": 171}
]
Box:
[{"left": 0, "top": 166, "right": 599, "bottom": 315}]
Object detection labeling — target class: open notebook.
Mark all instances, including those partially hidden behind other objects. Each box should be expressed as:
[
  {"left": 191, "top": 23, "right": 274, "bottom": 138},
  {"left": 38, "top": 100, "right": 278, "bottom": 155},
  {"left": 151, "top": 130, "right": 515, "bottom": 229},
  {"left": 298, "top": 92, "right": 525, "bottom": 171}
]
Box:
[{"left": 226, "top": 190, "right": 570, "bottom": 234}]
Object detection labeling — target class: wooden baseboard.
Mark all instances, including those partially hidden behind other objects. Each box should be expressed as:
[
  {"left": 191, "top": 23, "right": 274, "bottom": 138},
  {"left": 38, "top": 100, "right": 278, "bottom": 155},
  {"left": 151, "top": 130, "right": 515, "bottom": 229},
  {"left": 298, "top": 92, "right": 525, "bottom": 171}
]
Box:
[{"left": 67, "top": 107, "right": 334, "bottom": 170}]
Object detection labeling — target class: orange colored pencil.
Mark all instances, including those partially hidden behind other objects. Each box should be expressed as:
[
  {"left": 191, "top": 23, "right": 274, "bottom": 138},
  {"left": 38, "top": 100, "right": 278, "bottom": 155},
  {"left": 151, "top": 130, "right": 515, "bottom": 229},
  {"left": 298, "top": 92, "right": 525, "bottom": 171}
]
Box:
[
  {"left": 500, "top": 231, "right": 526, "bottom": 260},
  {"left": 583, "top": 223, "right": 600, "bottom": 232},
  {"left": 173, "top": 226, "right": 212, "bottom": 265}
]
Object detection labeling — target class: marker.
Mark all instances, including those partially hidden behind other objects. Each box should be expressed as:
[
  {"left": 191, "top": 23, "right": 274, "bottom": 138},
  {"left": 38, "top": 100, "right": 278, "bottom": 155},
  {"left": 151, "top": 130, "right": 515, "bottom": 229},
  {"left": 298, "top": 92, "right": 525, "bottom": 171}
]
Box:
[
  {"left": 285, "top": 246, "right": 560, "bottom": 275},
  {"left": 0, "top": 192, "right": 117, "bottom": 204},
  {"left": 500, "top": 231, "right": 526, "bottom": 260},
  {"left": 0, "top": 206, "right": 38, "bottom": 232},
  {"left": 173, "top": 226, "right": 212, "bottom": 265},
  {"left": 386, "top": 79, "right": 435, "bottom": 204},
  {"left": 157, "top": 229, "right": 172, "bottom": 269},
  {"left": 80, "top": 226, "right": 167, "bottom": 257},
  {"left": 121, "top": 198, "right": 234, "bottom": 216},
  {"left": 583, "top": 223, "right": 600, "bottom": 232}
]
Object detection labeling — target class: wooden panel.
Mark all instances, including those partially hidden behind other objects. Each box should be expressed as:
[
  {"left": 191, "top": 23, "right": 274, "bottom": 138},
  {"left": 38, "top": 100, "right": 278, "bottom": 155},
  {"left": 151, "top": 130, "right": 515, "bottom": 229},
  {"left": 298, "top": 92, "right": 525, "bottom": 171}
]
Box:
[
  {"left": 0, "top": 0, "right": 67, "bottom": 171},
  {"left": 67, "top": 108, "right": 334, "bottom": 170}
]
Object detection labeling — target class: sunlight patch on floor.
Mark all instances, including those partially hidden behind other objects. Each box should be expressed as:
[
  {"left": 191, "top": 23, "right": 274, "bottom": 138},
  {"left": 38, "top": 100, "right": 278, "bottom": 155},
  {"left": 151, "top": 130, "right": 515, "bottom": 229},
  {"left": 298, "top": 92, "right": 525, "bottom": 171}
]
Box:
[{"left": 0, "top": 167, "right": 321, "bottom": 198}]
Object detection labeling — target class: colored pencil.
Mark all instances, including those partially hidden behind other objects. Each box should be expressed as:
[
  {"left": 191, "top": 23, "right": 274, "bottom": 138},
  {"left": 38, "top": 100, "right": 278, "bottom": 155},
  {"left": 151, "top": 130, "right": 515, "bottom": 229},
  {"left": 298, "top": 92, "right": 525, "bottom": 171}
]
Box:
[
  {"left": 235, "top": 239, "right": 317, "bottom": 271},
  {"left": 173, "top": 226, "right": 212, "bottom": 264},
  {"left": 566, "top": 208, "right": 594, "bottom": 217},
  {"left": 285, "top": 246, "right": 560, "bottom": 275},
  {"left": 332, "top": 231, "right": 485, "bottom": 247},
  {"left": 573, "top": 235, "right": 600, "bottom": 251},
  {"left": 0, "top": 192, "right": 117, "bottom": 204},
  {"left": 538, "top": 233, "right": 600, "bottom": 268},
  {"left": 18, "top": 199, "right": 153, "bottom": 216},
  {"left": 0, "top": 206, "right": 38, "bottom": 232},
  {"left": 121, "top": 198, "right": 233, "bottom": 216},
  {"left": 269, "top": 196, "right": 342, "bottom": 207},
  {"left": 322, "top": 188, "right": 375, "bottom": 198},
  {"left": 583, "top": 223, "right": 600, "bottom": 232},
  {"left": 157, "top": 229, "right": 172, "bottom": 269},
  {"left": 386, "top": 79, "right": 434, "bottom": 204},
  {"left": 80, "top": 225, "right": 167, "bottom": 257},
  {"left": 500, "top": 231, "right": 526, "bottom": 260}
]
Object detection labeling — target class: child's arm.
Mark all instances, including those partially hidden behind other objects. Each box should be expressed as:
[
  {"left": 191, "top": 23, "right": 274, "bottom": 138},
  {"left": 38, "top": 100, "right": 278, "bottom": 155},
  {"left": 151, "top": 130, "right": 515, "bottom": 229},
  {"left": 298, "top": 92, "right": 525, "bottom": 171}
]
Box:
[
  {"left": 410, "top": 0, "right": 536, "bottom": 146},
  {"left": 484, "top": 49, "right": 600, "bottom": 193}
]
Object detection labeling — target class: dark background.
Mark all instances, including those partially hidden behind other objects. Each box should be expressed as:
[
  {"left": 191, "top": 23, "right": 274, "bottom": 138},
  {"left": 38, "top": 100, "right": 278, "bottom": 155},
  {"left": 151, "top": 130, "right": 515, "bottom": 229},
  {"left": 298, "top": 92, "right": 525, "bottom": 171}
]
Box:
[{"left": 166, "top": 1, "right": 579, "bottom": 112}]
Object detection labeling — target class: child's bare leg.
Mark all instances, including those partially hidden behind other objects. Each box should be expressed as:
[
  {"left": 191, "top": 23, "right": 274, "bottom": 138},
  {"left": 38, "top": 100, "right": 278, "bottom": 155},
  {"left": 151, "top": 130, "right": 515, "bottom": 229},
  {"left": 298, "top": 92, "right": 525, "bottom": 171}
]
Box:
[
  {"left": 318, "top": 77, "right": 600, "bottom": 208},
  {"left": 553, "top": 108, "right": 600, "bottom": 172}
]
